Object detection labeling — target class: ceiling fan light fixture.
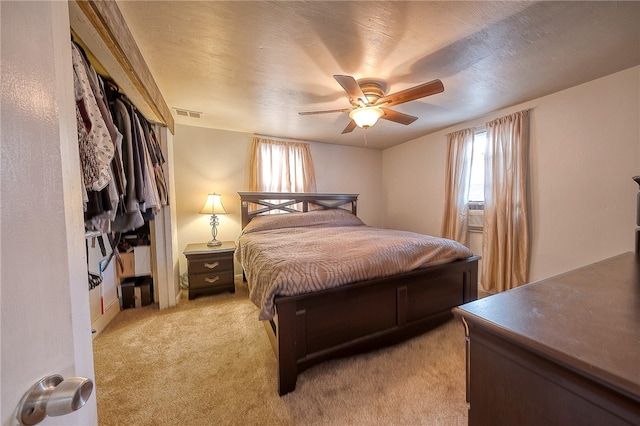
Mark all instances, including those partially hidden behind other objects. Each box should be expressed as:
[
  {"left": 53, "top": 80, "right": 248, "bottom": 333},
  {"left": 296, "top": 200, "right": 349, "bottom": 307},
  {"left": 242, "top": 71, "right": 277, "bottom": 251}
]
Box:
[{"left": 349, "top": 106, "right": 384, "bottom": 129}]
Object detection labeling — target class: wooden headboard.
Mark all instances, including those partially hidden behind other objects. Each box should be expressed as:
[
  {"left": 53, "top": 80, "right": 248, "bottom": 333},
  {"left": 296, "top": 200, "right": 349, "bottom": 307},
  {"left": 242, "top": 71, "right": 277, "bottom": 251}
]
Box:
[{"left": 238, "top": 192, "right": 359, "bottom": 228}]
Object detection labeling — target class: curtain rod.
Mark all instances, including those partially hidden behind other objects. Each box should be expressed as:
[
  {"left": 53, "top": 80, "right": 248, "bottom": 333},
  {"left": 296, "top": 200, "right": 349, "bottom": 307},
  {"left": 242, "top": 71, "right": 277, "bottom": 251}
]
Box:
[
  {"left": 467, "top": 107, "right": 532, "bottom": 125},
  {"left": 446, "top": 107, "right": 533, "bottom": 137},
  {"left": 253, "top": 134, "right": 312, "bottom": 144}
]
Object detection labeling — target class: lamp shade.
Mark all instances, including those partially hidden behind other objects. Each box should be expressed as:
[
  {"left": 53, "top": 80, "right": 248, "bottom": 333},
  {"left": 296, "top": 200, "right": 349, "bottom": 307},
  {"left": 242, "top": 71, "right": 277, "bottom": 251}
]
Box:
[
  {"left": 199, "top": 193, "right": 227, "bottom": 215},
  {"left": 349, "top": 106, "right": 384, "bottom": 129}
]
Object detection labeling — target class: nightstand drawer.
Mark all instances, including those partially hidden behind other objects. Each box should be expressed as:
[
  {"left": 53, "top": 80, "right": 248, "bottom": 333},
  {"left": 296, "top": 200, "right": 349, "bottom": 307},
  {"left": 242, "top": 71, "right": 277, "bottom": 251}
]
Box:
[
  {"left": 187, "top": 256, "right": 233, "bottom": 275},
  {"left": 189, "top": 271, "right": 234, "bottom": 290}
]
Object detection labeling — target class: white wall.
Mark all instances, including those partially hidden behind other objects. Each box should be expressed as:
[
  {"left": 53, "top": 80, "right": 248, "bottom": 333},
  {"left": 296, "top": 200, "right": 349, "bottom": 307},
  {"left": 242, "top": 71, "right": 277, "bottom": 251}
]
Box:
[
  {"left": 382, "top": 134, "right": 448, "bottom": 236},
  {"left": 309, "top": 141, "right": 383, "bottom": 226},
  {"left": 173, "top": 125, "right": 383, "bottom": 275},
  {"left": 383, "top": 66, "right": 640, "bottom": 283}
]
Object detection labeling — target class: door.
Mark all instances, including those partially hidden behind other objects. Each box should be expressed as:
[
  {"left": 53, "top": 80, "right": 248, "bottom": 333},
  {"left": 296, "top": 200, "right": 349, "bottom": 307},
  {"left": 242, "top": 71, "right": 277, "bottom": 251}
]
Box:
[{"left": 1, "top": 2, "right": 97, "bottom": 425}]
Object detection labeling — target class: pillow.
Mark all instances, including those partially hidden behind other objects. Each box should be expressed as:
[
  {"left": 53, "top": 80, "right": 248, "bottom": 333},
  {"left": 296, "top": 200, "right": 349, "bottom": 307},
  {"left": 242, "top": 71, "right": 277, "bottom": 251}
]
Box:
[{"left": 242, "top": 208, "right": 364, "bottom": 234}]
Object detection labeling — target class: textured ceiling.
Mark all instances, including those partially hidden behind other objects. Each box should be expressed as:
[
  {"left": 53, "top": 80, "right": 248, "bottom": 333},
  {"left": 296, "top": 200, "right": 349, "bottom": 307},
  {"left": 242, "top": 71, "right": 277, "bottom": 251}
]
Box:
[{"left": 116, "top": 1, "right": 640, "bottom": 149}]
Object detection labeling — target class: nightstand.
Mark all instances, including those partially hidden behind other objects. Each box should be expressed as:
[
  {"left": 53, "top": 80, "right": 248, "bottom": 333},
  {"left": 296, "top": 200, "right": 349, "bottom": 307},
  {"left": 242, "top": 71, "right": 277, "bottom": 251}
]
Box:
[{"left": 183, "top": 241, "right": 235, "bottom": 300}]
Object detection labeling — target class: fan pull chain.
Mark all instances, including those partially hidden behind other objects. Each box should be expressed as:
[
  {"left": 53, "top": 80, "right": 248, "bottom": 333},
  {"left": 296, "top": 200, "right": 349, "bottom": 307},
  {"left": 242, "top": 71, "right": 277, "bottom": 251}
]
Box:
[{"left": 363, "top": 129, "right": 368, "bottom": 146}]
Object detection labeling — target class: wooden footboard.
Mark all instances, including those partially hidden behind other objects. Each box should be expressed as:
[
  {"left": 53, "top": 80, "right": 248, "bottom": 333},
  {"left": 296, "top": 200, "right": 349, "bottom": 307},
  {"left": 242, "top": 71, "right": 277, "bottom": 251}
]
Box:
[{"left": 265, "top": 255, "right": 480, "bottom": 395}]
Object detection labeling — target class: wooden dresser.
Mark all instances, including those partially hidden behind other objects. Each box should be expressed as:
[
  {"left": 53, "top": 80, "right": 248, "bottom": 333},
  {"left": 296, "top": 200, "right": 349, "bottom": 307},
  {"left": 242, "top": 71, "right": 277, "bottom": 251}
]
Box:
[
  {"left": 183, "top": 242, "right": 235, "bottom": 300},
  {"left": 453, "top": 252, "right": 640, "bottom": 426}
]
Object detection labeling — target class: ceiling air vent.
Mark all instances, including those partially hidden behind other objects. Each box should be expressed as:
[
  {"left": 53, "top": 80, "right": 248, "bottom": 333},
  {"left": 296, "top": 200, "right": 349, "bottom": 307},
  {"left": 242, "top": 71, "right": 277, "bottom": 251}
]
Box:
[{"left": 173, "top": 108, "right": 202, "bottom": 119}]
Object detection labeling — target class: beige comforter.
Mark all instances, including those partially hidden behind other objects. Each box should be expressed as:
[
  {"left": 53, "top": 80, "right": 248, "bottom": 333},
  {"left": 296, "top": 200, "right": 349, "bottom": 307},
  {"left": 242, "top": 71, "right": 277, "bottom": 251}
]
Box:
[{"left": 235, "top": 209, "right": 474, "bottom": 320}]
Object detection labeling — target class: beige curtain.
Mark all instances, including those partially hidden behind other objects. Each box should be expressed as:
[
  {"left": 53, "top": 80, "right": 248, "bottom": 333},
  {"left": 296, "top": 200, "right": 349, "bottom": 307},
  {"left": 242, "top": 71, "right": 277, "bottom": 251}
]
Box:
[
  {"left": 482, "top": 110, "right": 530, "bottom": 292},
  {"left": 442, "top": 128, "right": 474, "bottom": 245},
  {"left": 249, "top": 137, "right": 317, "bottom": 192}
]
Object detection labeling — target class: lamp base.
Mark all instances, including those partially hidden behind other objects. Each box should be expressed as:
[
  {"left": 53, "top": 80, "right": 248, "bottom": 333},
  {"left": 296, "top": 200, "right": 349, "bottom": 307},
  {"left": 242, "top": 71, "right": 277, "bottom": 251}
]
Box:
[{"left": 207, "top": 239, "right": 222, "bottom": 247}]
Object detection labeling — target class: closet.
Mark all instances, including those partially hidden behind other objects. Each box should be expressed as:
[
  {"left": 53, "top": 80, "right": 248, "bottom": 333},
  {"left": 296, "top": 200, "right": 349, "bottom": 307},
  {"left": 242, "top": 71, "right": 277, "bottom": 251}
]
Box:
[{"left": 69, "top": 0, "right": 180, "bottom": 337}]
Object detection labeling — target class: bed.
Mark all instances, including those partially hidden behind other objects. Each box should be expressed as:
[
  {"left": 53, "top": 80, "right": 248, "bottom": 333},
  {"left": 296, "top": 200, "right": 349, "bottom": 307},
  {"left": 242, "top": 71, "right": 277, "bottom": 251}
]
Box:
[{"left": 236, "top": 192, "right": 480, "bottom": 395}]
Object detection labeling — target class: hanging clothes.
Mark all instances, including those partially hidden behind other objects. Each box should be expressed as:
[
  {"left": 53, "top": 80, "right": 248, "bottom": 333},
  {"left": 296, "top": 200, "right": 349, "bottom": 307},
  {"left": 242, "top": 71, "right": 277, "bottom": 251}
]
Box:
[
  {"left": 110, "top": 97, "right": 145, "bottom": 232},
  {"left": 149, "top": 125, "right": 169, "bottom": 206},
  {"left": 72, "top": 40, "right": 170, "bottom": 236},
  {"left": 71, "top": 42, "right": 114, "bottom": 193}
]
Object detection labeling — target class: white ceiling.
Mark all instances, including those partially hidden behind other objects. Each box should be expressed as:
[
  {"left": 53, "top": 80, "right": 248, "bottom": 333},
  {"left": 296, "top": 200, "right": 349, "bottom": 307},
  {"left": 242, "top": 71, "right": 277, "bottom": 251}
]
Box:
[{"left": 116, "top": 1, "right": 640, "bottom": 150}]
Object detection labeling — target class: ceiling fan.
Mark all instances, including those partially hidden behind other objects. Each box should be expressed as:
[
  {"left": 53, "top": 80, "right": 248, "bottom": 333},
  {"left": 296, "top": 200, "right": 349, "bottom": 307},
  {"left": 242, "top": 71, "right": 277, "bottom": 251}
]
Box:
[{"left": 299, "top": 75, "right": 444, "bottom": 134}]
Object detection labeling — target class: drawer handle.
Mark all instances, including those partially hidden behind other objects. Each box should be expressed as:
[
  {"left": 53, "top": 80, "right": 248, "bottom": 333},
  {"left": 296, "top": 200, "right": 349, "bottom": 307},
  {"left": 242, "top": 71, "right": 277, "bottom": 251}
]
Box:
[
  {"left": 204, "top": 276, "right": 220, "bottom": 284},
  {"left": 203, "top": 262, "right": 219, "bottom": 269}
]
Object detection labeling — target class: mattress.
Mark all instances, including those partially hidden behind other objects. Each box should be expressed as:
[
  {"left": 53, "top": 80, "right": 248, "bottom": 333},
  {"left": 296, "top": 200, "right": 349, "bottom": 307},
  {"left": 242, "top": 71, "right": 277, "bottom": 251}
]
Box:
[{"left": 235, "top": 209, "right": 474, "bottom": 320}]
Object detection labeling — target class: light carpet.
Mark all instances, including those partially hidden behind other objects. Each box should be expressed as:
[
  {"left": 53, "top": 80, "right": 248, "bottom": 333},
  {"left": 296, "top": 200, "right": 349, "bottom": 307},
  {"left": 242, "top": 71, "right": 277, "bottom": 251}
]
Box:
[{"left": 93, "top": 282, "right": 468, "bottom": 425}]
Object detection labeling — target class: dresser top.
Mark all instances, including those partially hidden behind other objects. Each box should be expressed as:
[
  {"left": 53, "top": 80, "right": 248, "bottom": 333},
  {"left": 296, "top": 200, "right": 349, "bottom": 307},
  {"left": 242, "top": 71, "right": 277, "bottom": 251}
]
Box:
[
  {"left": 454, "top": 252, "right": 640, "bottom": 400},
  {"left": 183, "top": 241, "right": 236, "bottom": 255}
]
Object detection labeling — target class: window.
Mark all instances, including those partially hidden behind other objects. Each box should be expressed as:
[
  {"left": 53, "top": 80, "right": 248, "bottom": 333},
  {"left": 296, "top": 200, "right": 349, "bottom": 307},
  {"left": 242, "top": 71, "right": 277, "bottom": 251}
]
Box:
[
  {"left": 468, "top": 130, "right": 485, "bottom": 231},
  {"left": 468, "top": 130, "right": 486, "bottom": 203},
  {"left": 249, "top": 137, "right": 318, "bottom": 215},
  {"left": 249, "top": 137, "right": 317, "bottom": 193}
]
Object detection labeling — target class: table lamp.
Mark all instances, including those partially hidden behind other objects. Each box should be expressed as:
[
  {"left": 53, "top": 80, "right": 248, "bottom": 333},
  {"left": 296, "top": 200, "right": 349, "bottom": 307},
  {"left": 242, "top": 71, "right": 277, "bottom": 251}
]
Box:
[{"left": 200, "top": 193, "right": 227, "bottom": 246}]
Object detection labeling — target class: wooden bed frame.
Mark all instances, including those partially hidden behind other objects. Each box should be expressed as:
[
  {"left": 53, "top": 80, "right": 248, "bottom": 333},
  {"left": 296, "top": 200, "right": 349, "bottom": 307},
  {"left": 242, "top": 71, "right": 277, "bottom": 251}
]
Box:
[{"left": 238, "top": 192, "right": 480, "bottom": 395}]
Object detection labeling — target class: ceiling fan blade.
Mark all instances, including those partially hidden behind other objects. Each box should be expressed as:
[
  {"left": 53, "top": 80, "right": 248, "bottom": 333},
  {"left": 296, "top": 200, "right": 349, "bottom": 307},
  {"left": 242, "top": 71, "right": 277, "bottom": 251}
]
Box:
[
  {"left": 299, "top": 108, "right": 350, "bottom": 115},
  {"left": 341, "top": 120, "right": 357, "bottom": 134},
  {"left": 334, "top": 75, "right": 368, "bottom": 106},
  {"left": 376, "top": 79, "right": 444, "bottom": 107},
  {"left": 380, "top": 108, "right": 418, "bottom": 125}
]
